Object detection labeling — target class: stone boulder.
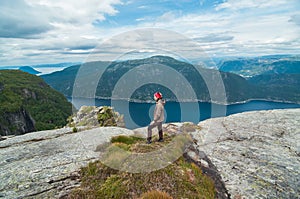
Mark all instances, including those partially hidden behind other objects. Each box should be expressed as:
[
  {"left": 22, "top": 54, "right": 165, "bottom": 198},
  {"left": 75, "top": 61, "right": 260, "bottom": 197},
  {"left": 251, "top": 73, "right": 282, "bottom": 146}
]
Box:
[{"left": 68, "top": 106, "right": 125, "bottom": 129}]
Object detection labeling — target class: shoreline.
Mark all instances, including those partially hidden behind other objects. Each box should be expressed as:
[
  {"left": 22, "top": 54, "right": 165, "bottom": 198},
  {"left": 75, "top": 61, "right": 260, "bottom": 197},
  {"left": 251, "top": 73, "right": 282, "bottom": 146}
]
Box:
[{"left": 68, "top": 96, "right": 300, "bottom": 106}]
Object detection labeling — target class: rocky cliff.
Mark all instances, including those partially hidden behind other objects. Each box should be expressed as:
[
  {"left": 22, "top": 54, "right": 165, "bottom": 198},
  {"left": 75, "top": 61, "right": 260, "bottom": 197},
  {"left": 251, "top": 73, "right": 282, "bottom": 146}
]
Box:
[
  {"left": 0, "top": 107, "right": 35, "bottom": 135},
  {"left": 0, "top": 70, "right": 73, "bottom": 135},
  {"left": 0, "top": 109, "right": 299, "bottom": 198}
]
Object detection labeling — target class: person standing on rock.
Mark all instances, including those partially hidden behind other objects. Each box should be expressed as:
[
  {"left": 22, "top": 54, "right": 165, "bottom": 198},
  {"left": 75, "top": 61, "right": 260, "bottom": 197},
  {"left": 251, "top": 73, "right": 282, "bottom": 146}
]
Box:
[{"left": 147, "top": 92, "right": 166, "bottom": 144}]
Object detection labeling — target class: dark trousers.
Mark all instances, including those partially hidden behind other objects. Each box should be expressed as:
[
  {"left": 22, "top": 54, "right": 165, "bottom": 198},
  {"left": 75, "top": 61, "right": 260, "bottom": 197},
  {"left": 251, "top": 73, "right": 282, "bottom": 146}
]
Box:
[{"left": 147, "top": 121, "right": 163, "bottom": 140}]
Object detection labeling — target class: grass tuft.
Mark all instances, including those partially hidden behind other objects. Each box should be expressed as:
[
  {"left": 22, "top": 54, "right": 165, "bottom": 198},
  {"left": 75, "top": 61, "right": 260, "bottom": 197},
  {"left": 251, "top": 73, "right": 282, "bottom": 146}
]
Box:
[{"left": 111, "top": 135, "right": 144, "bottom": 145}]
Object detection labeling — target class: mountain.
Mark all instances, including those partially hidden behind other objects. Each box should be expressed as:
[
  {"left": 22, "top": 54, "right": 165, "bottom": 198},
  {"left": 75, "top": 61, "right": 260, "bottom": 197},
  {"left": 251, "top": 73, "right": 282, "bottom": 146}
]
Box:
[
  {"left": 41, "top": 63, "right": 81, "bottom": 96},
  {"left": 31, "top": 62, "right": 81, "bottom": 68},
  {"left": 0, "top": 62, "right": 80, "bottom": 70},
  {"left": 218, "top": 55, "right": 300, "bottom": 77},
  {"left": 41, "top": 55, "right": 300, "bottom": 104},
  {"left": 42, "top": 56, "right": 252, "bottom": 104},
  {"left": 0, "top": 70, "right": 73, "bottom": 135},
  {"left": 210, "top": 55, "right": 300, "bottom": 103},
  {"left": 19, "top": 66, "right": 41, "bottom": 75},
  {"left": 262, "top": 60, "right": 300, "bottom": 75},
  {"left": 248, "top": 73, "right": 300, "bottom": 103}
]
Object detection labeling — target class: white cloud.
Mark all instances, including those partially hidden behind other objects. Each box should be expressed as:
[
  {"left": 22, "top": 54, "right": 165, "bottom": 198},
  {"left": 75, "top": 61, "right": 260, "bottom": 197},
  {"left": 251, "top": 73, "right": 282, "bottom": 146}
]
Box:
[
  {"left": 136, "top": 18, "right": 146, "bottom": 22},
  {"left": 157, "top": 11, "right": 178, "bottom": 22},
  {"left": 231, "top": 14, "right": 299, "bottom": 42},
  {"left": 135, "top": 1, "right": 300, "bottom": 57},
  {"left": 0, "top": 0, "right": 52, "bottom": 38},
  {"left": 0, "top": 0, "right": 123, "bottom": 39},
  {"left": 25, "top": 0, "right": 122, "bottom": 24},
  {"left": 0, "top": 0, "right": 299, "bottom": 66},
  {"left": 138, "top": 5, "right": 148, "bottom": 9},
  {"left": 215, "top": 0, "right": 291, "bottom": 11},
  {"left": 0, "top": 0, "right": 124, "bottom": 65}
]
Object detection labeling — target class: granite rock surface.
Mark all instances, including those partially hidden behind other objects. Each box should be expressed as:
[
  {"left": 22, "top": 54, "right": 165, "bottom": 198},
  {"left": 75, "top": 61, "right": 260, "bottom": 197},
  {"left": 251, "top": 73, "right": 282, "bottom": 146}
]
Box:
[{"left": 191, "top": 109, "right": 300, "bottom": 199}]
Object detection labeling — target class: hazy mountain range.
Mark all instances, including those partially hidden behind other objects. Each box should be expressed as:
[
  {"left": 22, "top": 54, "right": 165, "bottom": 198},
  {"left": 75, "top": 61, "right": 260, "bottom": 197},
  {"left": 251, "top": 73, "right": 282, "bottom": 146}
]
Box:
[
  {"left": 41, "top": 55, "right": 300, "bottom": 104},
  {"left": 217, "top": 54, "right": 300, "bottom": 77},
  {"left": 0, "top": 62, "right": 81, "bottom": 76}
]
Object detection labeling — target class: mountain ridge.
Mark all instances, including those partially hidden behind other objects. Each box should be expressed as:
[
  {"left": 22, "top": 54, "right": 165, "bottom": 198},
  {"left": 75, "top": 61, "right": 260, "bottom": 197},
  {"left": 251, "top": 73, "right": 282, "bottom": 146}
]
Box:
[
  {"left": 41, "top": 56, "right": 254, "bottom": 104},
  {"left": 41, "top": 55, "right": 300, "bottom": 104}
]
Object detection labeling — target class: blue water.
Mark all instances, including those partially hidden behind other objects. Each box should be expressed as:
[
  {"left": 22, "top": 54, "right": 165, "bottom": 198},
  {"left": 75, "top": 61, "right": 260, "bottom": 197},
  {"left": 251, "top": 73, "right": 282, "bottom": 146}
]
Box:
[{"left": 70, "top": 98, "right": 300, "bottom": 129}]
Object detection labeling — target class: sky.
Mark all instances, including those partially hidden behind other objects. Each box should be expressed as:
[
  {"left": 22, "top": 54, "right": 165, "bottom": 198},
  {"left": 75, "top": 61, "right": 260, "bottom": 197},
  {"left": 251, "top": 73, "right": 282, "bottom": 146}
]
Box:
[{"left": 0, "top": 0, "right": 300, "bottom": 66}]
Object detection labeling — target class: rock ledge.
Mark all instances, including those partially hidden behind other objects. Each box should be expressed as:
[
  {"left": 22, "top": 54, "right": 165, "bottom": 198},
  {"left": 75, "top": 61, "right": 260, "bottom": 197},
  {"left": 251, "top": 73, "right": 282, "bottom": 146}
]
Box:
[{"left": 191, "top": 109, "right": 300, "bottom": 199}]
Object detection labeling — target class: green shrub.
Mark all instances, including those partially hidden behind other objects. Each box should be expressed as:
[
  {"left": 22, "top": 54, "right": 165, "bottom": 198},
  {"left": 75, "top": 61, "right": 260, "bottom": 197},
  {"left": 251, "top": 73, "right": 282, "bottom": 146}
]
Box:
[
  {"left": 97, "top": 106, "right": 117, "bottom": 126},
  {"left": 72, "top": 127, "right": 78, "bottom": 133}
]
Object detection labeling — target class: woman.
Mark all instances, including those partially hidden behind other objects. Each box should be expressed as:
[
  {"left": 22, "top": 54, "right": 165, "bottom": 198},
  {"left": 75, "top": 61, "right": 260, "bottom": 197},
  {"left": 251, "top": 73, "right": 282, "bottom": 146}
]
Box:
[{"left": 147, "top": 92, "right": 165, "bottom": 144}]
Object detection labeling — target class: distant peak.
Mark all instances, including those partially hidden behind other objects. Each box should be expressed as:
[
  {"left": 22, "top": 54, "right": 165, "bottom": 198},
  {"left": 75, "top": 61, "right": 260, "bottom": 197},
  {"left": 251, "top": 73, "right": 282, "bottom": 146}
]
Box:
[
  {"left": 19, "top": 66, "right": 41, "bottom": 75},
  {"left": 148, "top": 55, "right": 178, "bottom": 61}
]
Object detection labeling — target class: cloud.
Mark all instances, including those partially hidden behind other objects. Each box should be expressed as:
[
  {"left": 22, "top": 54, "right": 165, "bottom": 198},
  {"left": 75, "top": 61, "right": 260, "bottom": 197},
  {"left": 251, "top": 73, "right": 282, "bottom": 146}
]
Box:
[
  {"left": 0, "top": 0, "right": 53, "bottom": 38},
  {"left": 24, "top": 52, "right": 44, "bottom": 57},
  {"left": 0, "top": 0, "right": 124, "bottom": 65},
  {"left": 157, "top": 11, "right": 178, "bottom": 22},
  {"left": 138, "top": 5, "right": 148, "bottom": 9},
  {"left": 27, "top": 0, "right": 122, "bottom": 24},
  {"left": 136, "top": 18, "right": 146, "bottom": 22},
  {"left": 136, "top": 1, "right": 300, "bottom": 57},
  {"left": 68, "top": 45, "right": 97, "bottom": 51},
  {"left": 289, "top": 14, "right": 300, "bottom": 26},
  {"left": 60, "top": 50, "right": 92, "bottom": 55},
  {"left": 193, "top": 33, "right": 234, "bottom": 43},
  {"left": 0, "top": 0, "right": 123, "bottom": 39},
  {"left": 0, "top": 23, "right": 51, "bottom": 39},
  {"left": 215, "top": 0, "right": 290, "bottom": 11},
  {"left": 0, "top": 0, "right": 299, "bottom": 66}
]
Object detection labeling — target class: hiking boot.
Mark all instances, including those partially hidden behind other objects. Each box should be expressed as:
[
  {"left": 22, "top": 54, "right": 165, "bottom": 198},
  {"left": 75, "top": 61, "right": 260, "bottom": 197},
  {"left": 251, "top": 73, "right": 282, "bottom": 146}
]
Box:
[
  {"left": 158, "top": 131, "right": 163, "bottom": 142},
  {"left": 147, "top": 137, "right": 152, "bottom": 144}
]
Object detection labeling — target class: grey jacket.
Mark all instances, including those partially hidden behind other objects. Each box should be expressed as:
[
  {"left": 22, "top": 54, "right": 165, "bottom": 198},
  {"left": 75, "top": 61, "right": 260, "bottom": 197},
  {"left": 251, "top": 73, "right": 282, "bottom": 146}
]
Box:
[{"left": 153, "top": 99, "right": 165, "bottom": 122}]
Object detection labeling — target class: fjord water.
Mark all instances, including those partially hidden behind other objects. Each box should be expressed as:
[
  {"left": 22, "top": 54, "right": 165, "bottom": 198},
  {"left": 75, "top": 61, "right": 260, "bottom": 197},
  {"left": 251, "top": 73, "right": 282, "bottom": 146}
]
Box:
[{"left": 70, "top": 98, "right": 300, "bottom": 129}]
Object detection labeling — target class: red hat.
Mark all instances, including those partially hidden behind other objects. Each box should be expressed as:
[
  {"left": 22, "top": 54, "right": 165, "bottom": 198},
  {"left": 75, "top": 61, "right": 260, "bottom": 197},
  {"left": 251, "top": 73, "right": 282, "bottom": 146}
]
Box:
[{"left": 154, "top": 92, "right": 162, "bottom": 99}]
